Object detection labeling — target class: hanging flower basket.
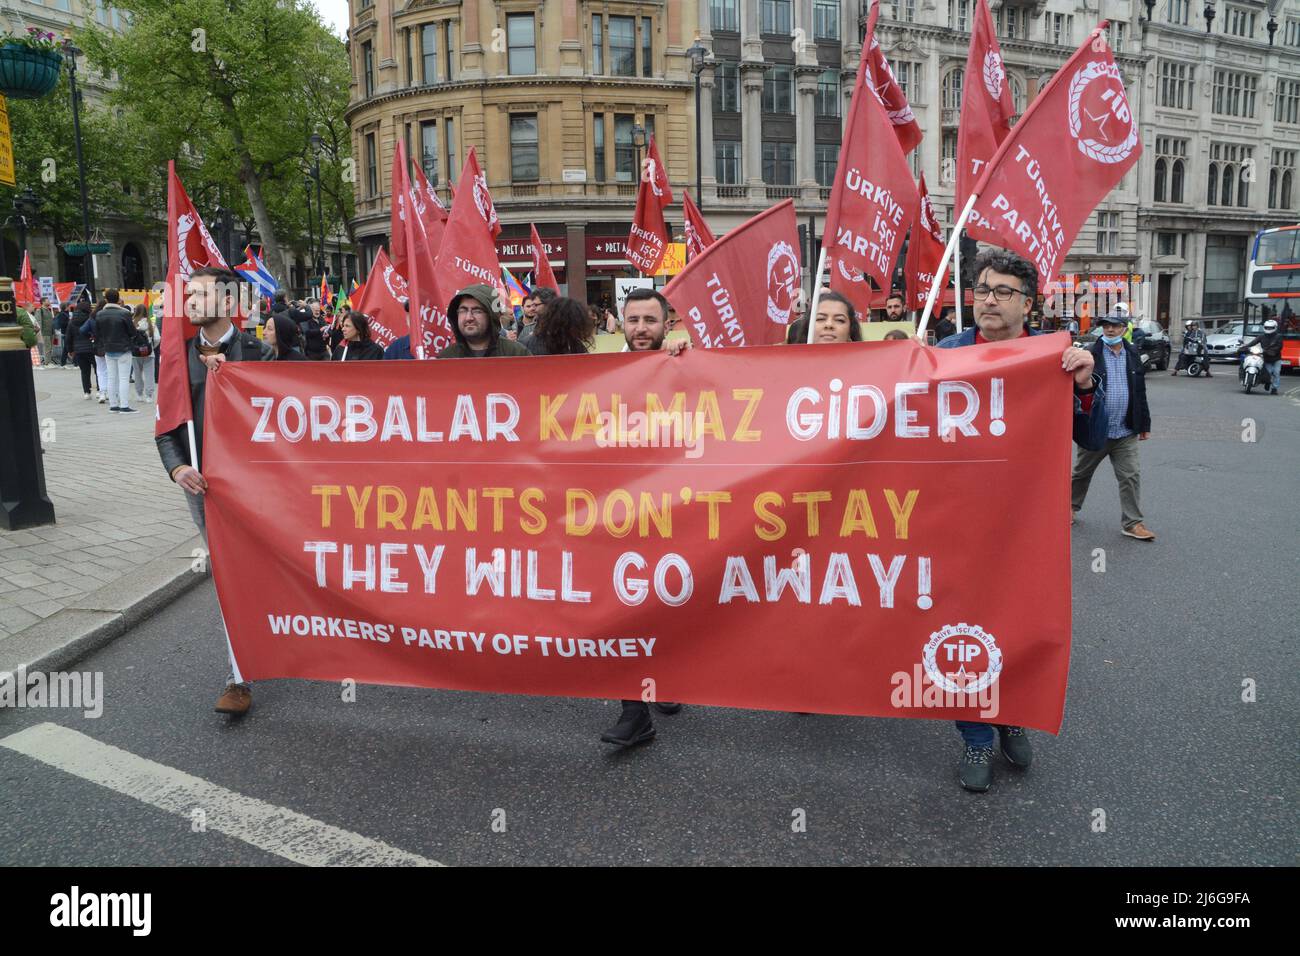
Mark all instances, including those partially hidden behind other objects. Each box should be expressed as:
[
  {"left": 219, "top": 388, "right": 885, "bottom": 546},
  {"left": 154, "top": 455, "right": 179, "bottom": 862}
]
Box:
[{"left": 0, "top": 44, "right": 63, "bottom": 100}]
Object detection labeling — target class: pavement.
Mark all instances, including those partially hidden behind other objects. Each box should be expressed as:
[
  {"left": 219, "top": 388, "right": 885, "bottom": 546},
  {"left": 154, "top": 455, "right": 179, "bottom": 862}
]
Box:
[
  {"left": 0, "top": 360, "right": 206, "bottom": 672},
  {"left": 0, "top": 362, "right": 1296, "bottom": 865}
]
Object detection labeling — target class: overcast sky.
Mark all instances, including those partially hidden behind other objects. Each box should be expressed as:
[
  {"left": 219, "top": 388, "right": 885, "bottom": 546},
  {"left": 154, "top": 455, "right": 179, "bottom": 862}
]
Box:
[{"left": 312, "top": 0, "right": 349, "bottom": 40}]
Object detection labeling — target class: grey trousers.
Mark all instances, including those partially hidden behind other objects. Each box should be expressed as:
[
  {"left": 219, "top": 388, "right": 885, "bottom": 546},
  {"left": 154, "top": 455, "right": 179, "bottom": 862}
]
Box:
[
  {"left": 184, "top": 490, "right": 249, "bottom": 688},
  {"left": 1071, "top": 434, "right": 1144, "bottom": 529}
]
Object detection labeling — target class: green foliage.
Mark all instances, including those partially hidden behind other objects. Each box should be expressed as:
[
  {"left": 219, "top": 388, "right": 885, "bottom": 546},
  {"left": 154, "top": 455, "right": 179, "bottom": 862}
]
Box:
[{"left": 72, "top": 0, "right": 351, "bottom": 269}]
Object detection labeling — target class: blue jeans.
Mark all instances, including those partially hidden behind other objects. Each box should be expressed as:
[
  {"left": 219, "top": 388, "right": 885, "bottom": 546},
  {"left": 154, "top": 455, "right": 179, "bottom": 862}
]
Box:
[
  {"left": 955, "top": 721, "right": 1022, "bottom": 748},
  {"left": 1265, "top": 359, "right": 1282, "bottom": 391}
]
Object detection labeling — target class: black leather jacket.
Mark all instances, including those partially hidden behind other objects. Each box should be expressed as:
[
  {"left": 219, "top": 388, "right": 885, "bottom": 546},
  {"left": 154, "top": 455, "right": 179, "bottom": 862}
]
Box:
[
  {"left": 1244, "top": 331, "right": 1283, "bottom": 362},
  {"left": 156, "top": 329, "right": 272, "bottom": 478},
  {"left": 95, "top": 304, "right": 136, "bottom": 354}
]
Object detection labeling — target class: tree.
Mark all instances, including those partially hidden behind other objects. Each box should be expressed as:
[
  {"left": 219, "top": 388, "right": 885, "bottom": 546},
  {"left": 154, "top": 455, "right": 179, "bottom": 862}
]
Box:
[{"left": 79, "top": 0, "right": 353, "bottom": 283}]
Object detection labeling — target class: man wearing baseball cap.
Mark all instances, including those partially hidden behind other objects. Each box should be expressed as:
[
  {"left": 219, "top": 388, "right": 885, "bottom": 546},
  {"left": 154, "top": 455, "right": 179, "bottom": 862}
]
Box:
[
  {"left": 437, "top": 284, "right": 530, "bottom": 359},
  {"left": 1071, "top": 312, "right": 1154, "bottom": 541}
]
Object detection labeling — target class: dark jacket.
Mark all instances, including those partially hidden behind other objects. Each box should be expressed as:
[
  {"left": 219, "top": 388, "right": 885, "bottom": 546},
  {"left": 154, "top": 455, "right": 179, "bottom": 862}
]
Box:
[
  {"left": 437, "top": 283, "right": 531, "bottom": 358},
  {"left": 54, "top": 309, "right": 70, "bottom": 335},
  {"left": 933, "top": 317, "right": 957, "bottom": 343},
  {"left": 274, "top": 348, "right": 308, "bottom": 361},
  {"left": 95, "top": 303, "right": 136, "bottom": 354},
  {"left": 384, "top": 335, "right": 414, "bottom": 360},
  {"left": 1244, "top": 330, "right": 1283, "bottom": 362},
  {"left": 296, "top": 310, "right": 329, "bottom": 360},
  {"left": 156, "top": 328, "right": 272, "bottom": 479},
  {"left": 331, "top": 339, "right": 385, "bottom": 361},
  {"left": 936, "top": 326, "right": 1107, "bottom": 450},
  {"left": 1089, "top": 339, "right": 1151, "bottom": 435},
  {"left": 71, "top": 308, "right": 97, "bottom": 356}
]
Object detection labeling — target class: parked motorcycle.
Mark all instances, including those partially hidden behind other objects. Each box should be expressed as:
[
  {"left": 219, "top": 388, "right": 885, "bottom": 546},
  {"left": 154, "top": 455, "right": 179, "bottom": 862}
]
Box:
[{"left": 1240, "top": 344, "right": 1271, "bottom": 394}]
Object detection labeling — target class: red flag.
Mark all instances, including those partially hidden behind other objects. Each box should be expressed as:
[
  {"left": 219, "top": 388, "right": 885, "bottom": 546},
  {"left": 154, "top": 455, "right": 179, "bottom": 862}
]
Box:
[
  {"left": 906, "top": 175, "right": 950, "bottom": 312},
  {"left": 958, "top": 0, "right": 1017, "bottom": 244},
  {"left": 529, "top": 223, "right": 560, "bottom": 292},
  {"left": 821, "top": 32, "right": 918, "bottom": 291},
  {"left": 626, "top": 135, "right": 673, "bottom": 275},
  {"left": 827, "top": 253, "right": 876, "bottom": 319},
  {"left": 663, "top": 199, "right": 801, "bottom": 349},
  {"left": 411, "top": 161, "right": 448, "bottom": 258},
  {"left": 155, "top": 161, "right": 229, "bottom": 438},
  {"left": 352, "top": 247, "right": 407, "bottom": 351},
  {"left": 682, "top": 190, "right": 716, "bottom": 260},
  {"left": 968, "top": 23, "right": 1141, "bottom": 282},
  {"left": 431, "top": 145, "right": 506, "bottom": 331},
  {"left": 391, "top": 140, "right": 452, "bottom": 357},
  {"left": 16, "top": 251, "right": 36, "bottom": 306},
  {"left": 865, "top": 0, "right": 923, "bottom": 155}
]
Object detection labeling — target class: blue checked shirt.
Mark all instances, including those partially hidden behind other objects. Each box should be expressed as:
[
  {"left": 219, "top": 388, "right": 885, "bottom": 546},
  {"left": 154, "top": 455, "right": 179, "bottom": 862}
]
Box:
[{"left": 1101, "top": 345, "right": 1132, "bottom": 440}]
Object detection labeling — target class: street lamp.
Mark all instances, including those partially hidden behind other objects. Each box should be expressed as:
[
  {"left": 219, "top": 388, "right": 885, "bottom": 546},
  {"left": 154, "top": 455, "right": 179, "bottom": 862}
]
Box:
[
  {"left": 631, "top": 122, "right": 646, "bottom": 183},
  {"left": 0, "top": 187, "right": 41, "bottom": 276},
  {"left": 61, "top": 40, "right": 95, "bottom": 299},
  {"left": 309, "top": 133, "right": 325, "bottom": 279},
  {"left": 687, "top": 39, "right": 708, "bottom": 213},
  {"left": 303, "top": 175, "right": 315, "bottom": 291}
]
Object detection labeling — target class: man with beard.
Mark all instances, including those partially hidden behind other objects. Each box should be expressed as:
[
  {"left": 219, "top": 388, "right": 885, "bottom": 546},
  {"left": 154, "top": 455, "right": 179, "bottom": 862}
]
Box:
[
  {"left": 437, "top": 284, "right": 530, "bottom": 358},
  {"left": 600, "top": 286, "right": 688, "bottom": 747},
  {"left": 935, "top": 249, "right": 1103, "bottom": 793},
  {"left": 155, "top": 266, "right": 271, "bottom": 716}
]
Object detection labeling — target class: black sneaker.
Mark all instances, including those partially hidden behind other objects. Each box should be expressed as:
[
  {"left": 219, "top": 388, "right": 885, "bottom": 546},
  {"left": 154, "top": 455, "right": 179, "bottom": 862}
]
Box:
[
  {"left": 959, "top": 745, "right": 995, "bottom": 792},
  {"left": 651, "top": 701, "right": 682, "bottom": 715},
  {"left": 600, "top": 700, "right": 655, "bottom": 747},
  {"left": 109, "top": 407, "right": 122, "bottom": 412},
  {"left": 997, "top": 725, "right": 1033, "bottom": 768},
  {"left": 119, "top": 407, "right": 139, "bottom": 414}
]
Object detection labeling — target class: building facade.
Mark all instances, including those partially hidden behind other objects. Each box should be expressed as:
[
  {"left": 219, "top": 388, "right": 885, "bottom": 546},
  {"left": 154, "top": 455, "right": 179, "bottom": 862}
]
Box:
[
  {"left": 346, "top": 0, "right": 700, "bottom": 310},
  {"left": 347, "top": 1, "right": 1300, "bottom": 323},
  {"left": 1, "top": 1, "right": 162, "bottom": 291}
]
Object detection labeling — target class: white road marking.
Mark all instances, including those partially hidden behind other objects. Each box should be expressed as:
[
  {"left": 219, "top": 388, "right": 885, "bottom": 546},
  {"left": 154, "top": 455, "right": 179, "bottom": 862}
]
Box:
[{"left": 0, "top": 722, "right": 441, "bottom": 867}]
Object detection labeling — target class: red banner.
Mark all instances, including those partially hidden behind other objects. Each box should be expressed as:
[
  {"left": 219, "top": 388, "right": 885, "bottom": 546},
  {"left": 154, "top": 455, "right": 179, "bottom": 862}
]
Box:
[
  {"left": 390, "top": 141, "right": 450, "bottom": 358},
  {"left": 968, "top": 23, "right": 1140, "bottom": 282},
  {"left": 411, "top": 160, "right": 448, "bottom": 260},
  {"left": 664, "top": 199, "right": 801, "bottom": 349},
  {"left": 683, "top": 190, "right": 716, "bottom": 260},
  {"left": 625, "top": 136, "right": 673, "bottom": 275},
  {"left": 822, "top": 28, "right": 918, "bottom": 291},
  {"left": 957, "top": 0, "right": 1016, "bottom": 244},
  {"left": 202, "top": 336, "right": 1074, "bottom": 732},
  {"left": 431, "top": 145, "right": 505, "bottom": 323},
  {"left": 865, "top": 0, "right": 923, "bottom": 155},
  {"left": 907, "top": 175, "right": 949, "bottom": 312},
  {"left": 351, "top": 247, "right": 406, "bottom": 350},
  {"left": 156, "top": 161, "right": 229, "bottom": 437},
  {"left": 530, "top": 223, "right": 560, "bottom": 292}
]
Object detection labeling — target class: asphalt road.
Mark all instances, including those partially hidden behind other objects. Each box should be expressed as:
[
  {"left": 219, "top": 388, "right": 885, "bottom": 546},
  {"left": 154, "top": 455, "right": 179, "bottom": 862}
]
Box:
[{"left": 1, "top": 370, "right": 1296, "bottom": 866}]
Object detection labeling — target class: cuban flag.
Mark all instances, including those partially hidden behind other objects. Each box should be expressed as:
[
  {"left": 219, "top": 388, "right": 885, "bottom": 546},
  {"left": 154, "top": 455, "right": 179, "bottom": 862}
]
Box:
[{"left": 235, "top": 245, "right": 278, "bottom": 297}]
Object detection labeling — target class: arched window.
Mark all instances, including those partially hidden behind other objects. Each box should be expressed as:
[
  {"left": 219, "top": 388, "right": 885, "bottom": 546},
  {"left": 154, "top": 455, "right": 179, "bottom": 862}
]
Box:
[
  {"left": 942, "top": 68, "right": 964, "bottom": 110},
  {"left": 1283, "top": 170, "right": 1294, "bottom": 210},
  {"left": 1222, "top": 164, "right": 1235, "bottom": 206},
  {"left": 1270, "top": 167, "right": 1280, "bottom": 208},
  {"left": 1208, "top": 162, "right": 1219, "bottom": 205},
  {"left": 1237, "top": 170, "right": 1249, "bottom": 207},
  {"left": 1154, "top": 158, "right": 1167, "bottom": 202},
  {"left": 1009, "top": 73, "right": 1025, "bottom": 113},
  {"left": 1171, "top": 159, "right": 1185, "bottom": 203}
]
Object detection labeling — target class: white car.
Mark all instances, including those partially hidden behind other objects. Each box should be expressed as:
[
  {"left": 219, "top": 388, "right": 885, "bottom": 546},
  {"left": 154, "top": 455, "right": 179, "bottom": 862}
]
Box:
[{"left": 1204, "top": 322, "right": 1266, "bottom": 363}]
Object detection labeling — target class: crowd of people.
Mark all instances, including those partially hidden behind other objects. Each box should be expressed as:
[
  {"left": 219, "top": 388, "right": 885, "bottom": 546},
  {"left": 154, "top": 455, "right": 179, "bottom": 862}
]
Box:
[{"left": 148, "top": 249, "right": 1172, "bottom": 794}]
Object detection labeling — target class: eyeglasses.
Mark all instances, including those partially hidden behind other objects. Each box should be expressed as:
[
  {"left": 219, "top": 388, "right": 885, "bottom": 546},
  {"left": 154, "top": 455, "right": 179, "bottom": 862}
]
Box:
[
  {"left": 457, "top": 306, "right": 488, "bottom": 318},
  {"left": 973, "top": 284, "right": 1028, "bottom": 302}
]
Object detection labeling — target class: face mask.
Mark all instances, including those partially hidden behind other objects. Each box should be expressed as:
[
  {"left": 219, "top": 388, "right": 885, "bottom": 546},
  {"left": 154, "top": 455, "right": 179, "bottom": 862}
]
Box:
[{"left": 1100, "top": 333, "right": 1125, "bottom": 345}]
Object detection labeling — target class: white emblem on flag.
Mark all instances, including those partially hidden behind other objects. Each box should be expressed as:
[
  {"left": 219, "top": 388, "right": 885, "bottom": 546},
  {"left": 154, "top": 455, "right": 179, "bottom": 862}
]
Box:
[
  {"left": 983, "top": 50, "right": 1005, "bottom": 100},
  {"left": 765, "top": 241, "right": 800, "bottom": 326},
  {"left": 1068, "top": 61, "right": 1138, "bottom": 165}
]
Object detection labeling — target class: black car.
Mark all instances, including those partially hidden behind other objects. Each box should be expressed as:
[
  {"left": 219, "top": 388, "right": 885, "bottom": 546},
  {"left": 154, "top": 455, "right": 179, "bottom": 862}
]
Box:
[{"left": 1073, "top": 323, "right": 1170, "bottom": 371}]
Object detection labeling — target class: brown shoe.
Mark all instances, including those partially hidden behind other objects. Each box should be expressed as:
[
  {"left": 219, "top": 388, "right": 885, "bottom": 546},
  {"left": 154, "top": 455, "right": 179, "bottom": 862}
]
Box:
[
  {"left": 215, "top": 683, "right": 252, "bottom": 715},
  {"left": 1122, "top": 522, "right": 1156, "bottom": 542}
]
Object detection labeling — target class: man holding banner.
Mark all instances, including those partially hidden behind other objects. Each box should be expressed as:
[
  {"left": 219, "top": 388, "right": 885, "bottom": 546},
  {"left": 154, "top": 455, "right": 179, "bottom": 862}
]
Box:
[{"left": 936, "top": 248, "right": 1101, "bottom": 791}]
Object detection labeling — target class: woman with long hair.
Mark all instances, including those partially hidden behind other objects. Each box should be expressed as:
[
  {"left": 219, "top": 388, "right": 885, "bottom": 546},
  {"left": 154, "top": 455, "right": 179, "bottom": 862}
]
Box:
[
  {"left": 526, "top": 296, "right": 595, "bottom": 355},
  {"left": 331, "top": 312, "right": 385, "bottom": 361},
  {"left": 787, "top": 291, "right": 863, "bottom": 345}
]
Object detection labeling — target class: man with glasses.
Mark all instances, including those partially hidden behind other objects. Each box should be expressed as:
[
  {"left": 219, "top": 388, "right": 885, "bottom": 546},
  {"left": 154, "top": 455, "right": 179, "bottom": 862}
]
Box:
[
  {"left": 437, "top": 284, "right": 530, "bottom": 358},
  {"left": 935, "top": 249, "right": 1104, "bottom": 793}
]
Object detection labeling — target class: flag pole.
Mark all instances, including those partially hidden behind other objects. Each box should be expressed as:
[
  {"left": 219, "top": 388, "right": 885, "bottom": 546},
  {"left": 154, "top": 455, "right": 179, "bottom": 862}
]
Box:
[
  {"left": 918, "top": 192, "right": 978, "bottom": 340},
  {"left": 952, "top": 231, "right": 964, "bottom": 333},
  {"left": 806, "top": 247, "right": 827, "bottom": 344}
]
